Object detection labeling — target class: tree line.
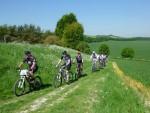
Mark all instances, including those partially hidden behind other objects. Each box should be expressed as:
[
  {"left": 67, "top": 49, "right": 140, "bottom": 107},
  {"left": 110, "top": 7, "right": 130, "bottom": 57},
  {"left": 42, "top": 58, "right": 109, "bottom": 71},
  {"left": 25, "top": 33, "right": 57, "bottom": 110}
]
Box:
[
  {"left": 0, "top": 13, "right": 91, "bottom": 54},
  {"left": 0, "top": 24, "right": 53, "bottom": 43}
]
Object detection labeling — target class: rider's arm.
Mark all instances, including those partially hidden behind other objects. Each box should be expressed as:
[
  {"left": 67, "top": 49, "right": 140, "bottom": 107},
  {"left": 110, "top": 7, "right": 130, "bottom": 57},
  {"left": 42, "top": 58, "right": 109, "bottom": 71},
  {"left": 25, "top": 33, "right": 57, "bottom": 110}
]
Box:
[
  {"left": 56, "top": 59, "right": 62, "bottom": 67},
  {"left": 31, "top": 61, "right": 36, "bottom": 70},
  {"left": 66, "top": 59, "right": 71, "bottom": 65},
  {"left": 90, "top": 55, "right": 92, "bottom": 60},
  {"left": 19, "top": 62, "right": 23, "bottom": 68}
]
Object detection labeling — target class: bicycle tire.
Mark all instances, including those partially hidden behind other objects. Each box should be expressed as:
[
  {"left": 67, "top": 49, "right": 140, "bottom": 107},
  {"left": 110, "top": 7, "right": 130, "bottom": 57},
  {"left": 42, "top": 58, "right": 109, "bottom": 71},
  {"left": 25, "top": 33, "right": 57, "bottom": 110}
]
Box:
[
  {"left": 53, "top": 73, "right": 62, "bottom": 88},
  {"left": 14, "top": 79, "right": 26, "bottom": 96},
  {"left": 34, "top": 76, "right": 42, "bottom": 90},
  {"left": 67, "top": 71, "right": 73, "bottom": 84}
]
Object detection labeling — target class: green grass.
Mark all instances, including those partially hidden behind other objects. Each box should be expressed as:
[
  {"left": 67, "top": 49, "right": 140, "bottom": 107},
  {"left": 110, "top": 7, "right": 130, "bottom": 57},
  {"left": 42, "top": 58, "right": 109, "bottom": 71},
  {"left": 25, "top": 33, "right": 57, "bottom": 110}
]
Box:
[
  {"left": 30, "top": 63, "right": 146, "bottom": 113},
  {"left": 0, "top": 42, "right": 149, "bottom": 113},
  {"left": 114, "top": 59, "right": 150, "bottom": 87},
  {"left": 94, "top": 63, "right": 145, "bottom": 113},
  {"left": 89, "top": 40, "right": 150, "bottom": 60}
]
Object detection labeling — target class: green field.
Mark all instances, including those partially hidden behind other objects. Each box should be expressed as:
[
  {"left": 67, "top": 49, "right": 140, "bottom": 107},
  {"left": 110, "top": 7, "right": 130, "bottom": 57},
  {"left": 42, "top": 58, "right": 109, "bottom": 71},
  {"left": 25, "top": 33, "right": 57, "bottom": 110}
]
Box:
[
  {"left": 89, "top": 40, "right": 150, "bottom": 60},
  {"left": 114, "top": 59, "right": 150, "bottom": 87},
  {"left": 0, "top": 42, "right": 149, "bottom": 113}
]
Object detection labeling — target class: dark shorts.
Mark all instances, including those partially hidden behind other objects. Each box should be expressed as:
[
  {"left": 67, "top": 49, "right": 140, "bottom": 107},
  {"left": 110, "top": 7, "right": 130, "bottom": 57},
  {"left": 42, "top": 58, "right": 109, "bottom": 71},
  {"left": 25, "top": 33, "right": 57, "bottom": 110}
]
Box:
[{"left": 77, "top": 63, "right": 83, "bottom": 69}]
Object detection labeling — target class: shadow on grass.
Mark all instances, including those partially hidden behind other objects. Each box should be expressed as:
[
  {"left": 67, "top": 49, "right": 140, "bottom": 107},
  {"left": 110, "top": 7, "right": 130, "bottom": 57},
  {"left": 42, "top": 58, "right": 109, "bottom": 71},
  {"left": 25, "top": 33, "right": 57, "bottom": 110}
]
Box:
[
  {"left": 18, "top": 83, "right": 52, "bottom": 97},
  {"left": 40, "top": 83, "right": 52, "bottom": 90},
  {"left": 69, "top": 73, "right": 88, "bottom": 85}
]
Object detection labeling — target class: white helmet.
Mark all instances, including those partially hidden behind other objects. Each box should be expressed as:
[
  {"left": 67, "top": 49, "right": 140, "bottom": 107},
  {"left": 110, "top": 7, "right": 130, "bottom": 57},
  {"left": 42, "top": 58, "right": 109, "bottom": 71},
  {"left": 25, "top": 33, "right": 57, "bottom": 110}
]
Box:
[{"left": 92, "top": 51, "right": 95, "bottom": 54}]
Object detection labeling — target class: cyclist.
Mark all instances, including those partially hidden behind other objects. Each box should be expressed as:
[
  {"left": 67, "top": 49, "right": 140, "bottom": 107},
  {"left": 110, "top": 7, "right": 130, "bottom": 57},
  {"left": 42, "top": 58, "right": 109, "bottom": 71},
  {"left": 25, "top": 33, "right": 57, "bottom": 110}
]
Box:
[
  {"left": 75, "top": 51, "right": 83, "bottom": 76},
  {"left": 56, "top": 51, "right": 72, "bottom": 81},
  {"left": 19, "top": 51, "right": 38, "bottom": 79},
  {"left": 90, "top": 51, "right": 98, "bottom": 71},
  {"left": 98, "top": 53, "right": 107, "bottom": 68}
]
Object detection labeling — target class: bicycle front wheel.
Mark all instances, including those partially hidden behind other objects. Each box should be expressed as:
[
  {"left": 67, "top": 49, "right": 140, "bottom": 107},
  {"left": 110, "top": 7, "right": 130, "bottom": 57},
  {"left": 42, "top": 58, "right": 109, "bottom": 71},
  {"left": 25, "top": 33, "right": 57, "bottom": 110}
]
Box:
[
  {"left": 34, "top": 76, "right": 42, "bottom": 90},
  {"left": 14, "top": 79, "right": 26, "bottom": 96},
  {"left": 67, "top": 71, "right": 74, "bottom": 84},
  {"left": 53, "top": 73, "right": 62, "bottom": 88}
]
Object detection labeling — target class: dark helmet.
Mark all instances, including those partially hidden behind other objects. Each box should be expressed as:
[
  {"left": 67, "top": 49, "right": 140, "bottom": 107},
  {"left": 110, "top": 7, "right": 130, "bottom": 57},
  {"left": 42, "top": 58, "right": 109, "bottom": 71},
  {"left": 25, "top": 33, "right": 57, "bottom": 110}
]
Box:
[
  {"left": 62, "top": 50, "right": 67, "bottom": 55},
  {"left": 24, "top": 51, "right": 31, "bottom": 55}
]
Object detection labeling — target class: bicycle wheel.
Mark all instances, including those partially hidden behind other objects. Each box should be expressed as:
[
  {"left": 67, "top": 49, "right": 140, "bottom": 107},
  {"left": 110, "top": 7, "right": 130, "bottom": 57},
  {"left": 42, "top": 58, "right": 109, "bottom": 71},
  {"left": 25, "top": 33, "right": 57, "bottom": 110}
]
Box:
[
  {"left": 14, "top": 79, "right": 26, "bottom": 96},
  {"left": 33, "top": 76, "right": 42, "bottom": 90},
  {"left": 67, "top": 71, "right": 74, "bottom": 84},
  {"left": 53, "top": 73, "right": 62, "bottom": 88}
]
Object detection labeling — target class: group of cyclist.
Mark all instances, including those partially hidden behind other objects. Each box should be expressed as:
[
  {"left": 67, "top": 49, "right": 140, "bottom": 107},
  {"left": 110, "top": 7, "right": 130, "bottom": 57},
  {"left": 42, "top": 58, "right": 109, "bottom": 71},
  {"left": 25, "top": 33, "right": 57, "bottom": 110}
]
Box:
[
  {"left": 90, "top": 51, "right": 107, "bottom": 70},
  {"left": 19, "top": 50, "right": 107, "bottom": 82},
  {"left": 19, "top": 50, "right": 84, "bottom": 81}
]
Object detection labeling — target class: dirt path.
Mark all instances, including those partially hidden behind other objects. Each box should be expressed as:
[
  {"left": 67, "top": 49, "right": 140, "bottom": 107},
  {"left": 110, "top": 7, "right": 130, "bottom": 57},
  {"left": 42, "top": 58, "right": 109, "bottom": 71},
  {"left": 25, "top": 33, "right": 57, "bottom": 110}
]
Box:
[
  {"left": 112, "top": 62, "right": 150, "bottom": 107},
  {"left": 16, "top": 70, "right": 105, "bottom": 113},
  {"left": 18, "top": 83, "right": 79, "bottom": 113}
]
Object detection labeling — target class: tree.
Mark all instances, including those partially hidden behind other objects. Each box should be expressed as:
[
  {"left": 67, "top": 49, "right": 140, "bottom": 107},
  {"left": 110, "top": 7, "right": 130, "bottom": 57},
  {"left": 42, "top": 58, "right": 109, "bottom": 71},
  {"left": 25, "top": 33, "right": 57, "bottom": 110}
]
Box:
[
  {"left": 121, "top": 48, "right": 135, "bottom": 58},
  {"left": 99, "top": 44, "right": 110, "bottom": 56},
  {"left": 55, "top": 13, "right": 77, "bottom": 39},
  {"left": 62, "top": 22, "right": 84, "bottom": 49},
  {"left": 76, "top": 41, "right": 91, "bottom": 54}
]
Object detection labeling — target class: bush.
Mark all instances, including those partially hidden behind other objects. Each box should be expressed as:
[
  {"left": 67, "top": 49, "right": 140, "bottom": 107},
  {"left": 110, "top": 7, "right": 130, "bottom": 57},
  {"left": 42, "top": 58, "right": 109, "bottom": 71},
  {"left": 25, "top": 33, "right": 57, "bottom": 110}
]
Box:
[
  {"left": 42, "top": 35, "right": 61, "bottom": 45},
  {"left": 76, "top": 41, "right": 91, "bottom": 54},
  {"left": 121, "top": 48, "right": 135, "bottom": 58},
  {"left": 99, "top": 44, "right": 110, "bottom": 56}
]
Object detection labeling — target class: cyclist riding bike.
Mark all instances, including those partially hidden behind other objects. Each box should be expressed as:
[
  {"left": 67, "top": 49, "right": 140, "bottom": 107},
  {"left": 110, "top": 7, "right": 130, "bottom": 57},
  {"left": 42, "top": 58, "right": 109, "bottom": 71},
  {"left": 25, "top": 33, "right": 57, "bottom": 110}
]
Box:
[
  {"left": 76, "top": 51, "right": 83, "bottom": 76},
  {"left": 90, "top": 51, "right": 98, "bottom": 71},
  {"left": 90, "top": 51, "right": 98, "bottom": 62},
  {"left": 19, "top": 51, "right": 38, "bottom": 80},
  {"left": 56, "top": 51, "right": 72, "bottom": 81}
]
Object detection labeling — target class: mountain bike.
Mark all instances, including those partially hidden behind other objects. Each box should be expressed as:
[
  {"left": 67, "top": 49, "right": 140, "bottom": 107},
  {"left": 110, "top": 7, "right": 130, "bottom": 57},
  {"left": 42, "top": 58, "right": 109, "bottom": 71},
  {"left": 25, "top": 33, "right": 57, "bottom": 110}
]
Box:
[
  {"left": 14, "top": 68, "right": 42, "bottom": 96},
  {"left": 53, "top": 65, "right": 73, "bottom": 88}
]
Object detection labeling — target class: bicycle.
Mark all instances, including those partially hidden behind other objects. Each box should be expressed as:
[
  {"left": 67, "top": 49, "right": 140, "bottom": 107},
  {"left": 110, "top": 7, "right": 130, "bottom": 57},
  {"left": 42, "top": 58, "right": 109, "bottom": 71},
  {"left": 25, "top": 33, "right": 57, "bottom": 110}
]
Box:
[
  {"left": 53, "top": 65, "right": 73, "bottom": 88},
  {"left": 14, "top": 68, "right": 42, "bottom": 96}
]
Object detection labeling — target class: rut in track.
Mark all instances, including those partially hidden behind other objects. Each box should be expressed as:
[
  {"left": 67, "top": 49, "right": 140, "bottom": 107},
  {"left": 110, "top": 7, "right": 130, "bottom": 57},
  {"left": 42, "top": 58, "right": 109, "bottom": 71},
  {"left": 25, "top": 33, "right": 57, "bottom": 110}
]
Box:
[{"left": 112, "top": 62, "right": 150, "bottom": 107}]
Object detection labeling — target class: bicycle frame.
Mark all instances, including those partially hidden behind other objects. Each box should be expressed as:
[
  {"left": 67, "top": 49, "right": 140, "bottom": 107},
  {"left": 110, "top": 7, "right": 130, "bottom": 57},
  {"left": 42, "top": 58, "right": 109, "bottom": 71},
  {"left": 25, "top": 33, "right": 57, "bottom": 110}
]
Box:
[
  {"left": 58, "top": 65, "right": 68, "bottom": 81},
  {"left": 18, "top": 69, "right": 29, "bottom": 88}
]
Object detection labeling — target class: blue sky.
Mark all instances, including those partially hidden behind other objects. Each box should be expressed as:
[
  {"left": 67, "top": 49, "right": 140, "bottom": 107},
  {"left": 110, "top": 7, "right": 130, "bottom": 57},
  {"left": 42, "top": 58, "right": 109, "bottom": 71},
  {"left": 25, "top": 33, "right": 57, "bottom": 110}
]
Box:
[{"left": 0, "top": 0, "right": 150, "bottom": 37}]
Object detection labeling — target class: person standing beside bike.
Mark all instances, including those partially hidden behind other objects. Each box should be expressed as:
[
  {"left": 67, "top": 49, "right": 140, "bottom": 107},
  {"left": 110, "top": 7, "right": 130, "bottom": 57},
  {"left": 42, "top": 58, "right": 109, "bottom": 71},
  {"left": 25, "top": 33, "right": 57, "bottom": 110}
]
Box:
[
  {"left": 75, "top": 51, "right": 83, "bottom": 76},
  {"left": 19, "top": 51, "right": 38, "bottom": 80},
  {"left": 56, "top": 51, "right": 72, "bottom": 81}
]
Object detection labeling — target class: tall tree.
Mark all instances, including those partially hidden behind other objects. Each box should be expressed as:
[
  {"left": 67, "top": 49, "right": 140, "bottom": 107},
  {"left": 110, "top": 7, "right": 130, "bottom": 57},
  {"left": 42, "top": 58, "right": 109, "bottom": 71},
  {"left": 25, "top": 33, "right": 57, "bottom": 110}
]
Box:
[{"left": 55, "top": 13, "right": 77, "bottom": 39}]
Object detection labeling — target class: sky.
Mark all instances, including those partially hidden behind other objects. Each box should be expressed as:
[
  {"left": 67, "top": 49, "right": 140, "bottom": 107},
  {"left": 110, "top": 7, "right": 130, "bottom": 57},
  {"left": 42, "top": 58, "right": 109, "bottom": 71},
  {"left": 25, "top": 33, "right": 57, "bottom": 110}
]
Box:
[{"left": 0, "top": 0, "right": 150, "bottom": 37}]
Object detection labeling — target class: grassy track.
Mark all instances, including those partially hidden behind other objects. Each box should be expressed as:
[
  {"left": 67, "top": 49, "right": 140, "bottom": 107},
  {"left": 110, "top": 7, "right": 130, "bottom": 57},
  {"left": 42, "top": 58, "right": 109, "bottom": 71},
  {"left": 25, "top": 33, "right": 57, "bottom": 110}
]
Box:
[{"left": 0, "top": 43, "right": 149, "bottom": 113}]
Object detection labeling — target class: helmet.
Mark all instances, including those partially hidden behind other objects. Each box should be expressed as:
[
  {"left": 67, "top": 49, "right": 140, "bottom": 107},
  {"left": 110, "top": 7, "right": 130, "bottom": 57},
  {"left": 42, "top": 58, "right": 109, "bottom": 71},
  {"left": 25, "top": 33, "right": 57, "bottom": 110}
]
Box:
[
  {"left": 62, "top": 50, "right": 67, "bottom": 55},
  {"left": 77, "top": 51, "right": 81, "bottom": 54},
  {"left": 92, "top": 51, "right": 95, "bottom": 54},
  {"left": 24, "top": 51, "right": 31, "bottom": 55}
]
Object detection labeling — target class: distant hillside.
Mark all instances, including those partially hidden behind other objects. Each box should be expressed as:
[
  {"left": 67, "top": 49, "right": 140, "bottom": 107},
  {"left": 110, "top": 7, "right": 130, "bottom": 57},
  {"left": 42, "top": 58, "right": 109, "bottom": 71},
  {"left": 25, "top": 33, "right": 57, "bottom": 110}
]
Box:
[{"left": 84, "top": 35, "right": 150, "bottom": 43}]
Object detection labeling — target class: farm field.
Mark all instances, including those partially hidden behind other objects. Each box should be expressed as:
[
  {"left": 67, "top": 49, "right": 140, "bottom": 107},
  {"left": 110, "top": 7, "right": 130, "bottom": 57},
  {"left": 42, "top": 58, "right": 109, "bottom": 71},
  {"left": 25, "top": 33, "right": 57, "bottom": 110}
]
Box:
[
  {"left": 89, "top": 40, "right": 150, "bottom": 60},
  {"left": 114, "top": 59, "right": 150, "bottom": 87},
  {"left": 0, "top": 43, "right": 149, "bottom": 113}
]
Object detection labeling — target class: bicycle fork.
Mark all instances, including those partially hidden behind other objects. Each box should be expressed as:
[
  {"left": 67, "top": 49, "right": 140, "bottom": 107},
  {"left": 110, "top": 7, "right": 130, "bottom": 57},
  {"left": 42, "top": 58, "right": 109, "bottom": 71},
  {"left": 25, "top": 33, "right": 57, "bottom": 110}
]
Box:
[{"left": 18, "top": 76, "right": 25, "bottom": 88}]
